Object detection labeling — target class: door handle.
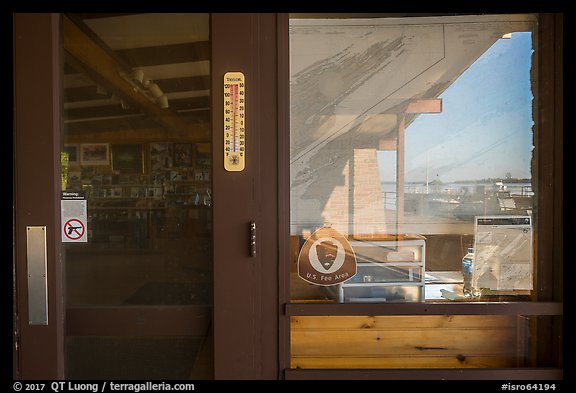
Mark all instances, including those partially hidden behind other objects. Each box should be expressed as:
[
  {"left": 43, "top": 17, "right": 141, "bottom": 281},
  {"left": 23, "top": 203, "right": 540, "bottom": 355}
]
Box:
[
  {"left": 26, "top": 226, "right": 48, "bottom": 325},
  {"left": 250, "top": 221, "right": 256, "bottom": 257}
]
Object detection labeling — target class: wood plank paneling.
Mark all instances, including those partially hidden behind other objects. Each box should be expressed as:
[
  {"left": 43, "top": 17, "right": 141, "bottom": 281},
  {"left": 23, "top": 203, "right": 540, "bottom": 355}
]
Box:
[
  {"left": 292, "top": 329, "right": 517, "bottom": 356},
  {"left": 290, "top": 315, "right": 525, "bottom": 369},
  {"left": 291, "top": 315, "right": 518, "bottom": 329},
  {"left": 291, "top": 356, "right": 520, "bottom": 369}
]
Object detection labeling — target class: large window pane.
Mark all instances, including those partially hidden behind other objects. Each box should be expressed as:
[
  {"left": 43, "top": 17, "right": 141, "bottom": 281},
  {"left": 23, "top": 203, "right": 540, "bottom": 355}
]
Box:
[{"left": 289, "top": 14, "right": 537, "bottom": 303}]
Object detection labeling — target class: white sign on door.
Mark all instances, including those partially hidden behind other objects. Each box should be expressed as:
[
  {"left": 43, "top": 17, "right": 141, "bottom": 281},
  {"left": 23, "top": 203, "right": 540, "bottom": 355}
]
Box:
[{"left": 61, "top": 192, "right": 88, "bottom": 243}]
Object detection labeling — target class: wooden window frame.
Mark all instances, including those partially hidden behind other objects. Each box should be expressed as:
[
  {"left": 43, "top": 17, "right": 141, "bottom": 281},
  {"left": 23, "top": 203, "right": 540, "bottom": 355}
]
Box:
[{"left": 277, "top": 12, "right": 563, "bottom": 380}]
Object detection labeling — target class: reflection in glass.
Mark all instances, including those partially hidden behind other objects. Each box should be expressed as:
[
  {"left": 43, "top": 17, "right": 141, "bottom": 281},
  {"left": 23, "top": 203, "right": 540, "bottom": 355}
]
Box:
[
  {"left": 288, "top": 14, "right": 543, "bottom": 371},
  {"left": 289, "top": 15, "right": 537, "bottom": 303},
  {"left": 62, "top": 13, "right": 212, "bottom": 379}
]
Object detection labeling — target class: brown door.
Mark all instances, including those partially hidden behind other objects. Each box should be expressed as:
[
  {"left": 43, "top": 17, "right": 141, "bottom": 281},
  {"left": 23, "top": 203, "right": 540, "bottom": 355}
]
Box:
[{"left": 13, "top": 13, "right": 279, "bottom": 380}]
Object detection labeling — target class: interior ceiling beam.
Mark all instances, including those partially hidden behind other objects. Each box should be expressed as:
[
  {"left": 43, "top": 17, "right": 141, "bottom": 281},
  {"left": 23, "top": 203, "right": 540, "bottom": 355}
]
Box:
[
  {"left": 62, "top": 15, "right": 210, "bottom": 143},
  {"left": 64, "top": 126, "right": 207, "bottom": 144}
]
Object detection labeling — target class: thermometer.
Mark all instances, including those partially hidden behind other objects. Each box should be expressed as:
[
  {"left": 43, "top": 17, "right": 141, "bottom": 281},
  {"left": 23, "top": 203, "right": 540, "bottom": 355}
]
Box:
[{"left": 223, "top": 72, "right": 246, "bottom": 171}]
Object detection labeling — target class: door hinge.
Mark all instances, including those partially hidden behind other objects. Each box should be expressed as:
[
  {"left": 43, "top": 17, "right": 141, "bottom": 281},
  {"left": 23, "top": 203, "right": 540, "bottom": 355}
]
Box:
[
  {"left": 13, "top": 313, "right": 21, "bottom": 379},
  {"left": 14, "top": 314, "right": 20, "bottom": 346}
]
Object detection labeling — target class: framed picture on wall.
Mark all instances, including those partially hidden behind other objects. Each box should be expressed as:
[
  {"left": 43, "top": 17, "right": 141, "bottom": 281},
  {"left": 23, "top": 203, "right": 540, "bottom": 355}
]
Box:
[
  {"left": 149, "top": 142, "right": 173, "bottom": 171},
  {"left": 111, "top": 144, "right": 144, "bottom": 173},
  {"left": 63, "top": 144, "right": 79, "bottom": 164},
  {"left": 174, "top": 143, "right": 193, "bottom": 167},
  {"left": 80, "top": 143, "right": 109, "bottom": 165}
]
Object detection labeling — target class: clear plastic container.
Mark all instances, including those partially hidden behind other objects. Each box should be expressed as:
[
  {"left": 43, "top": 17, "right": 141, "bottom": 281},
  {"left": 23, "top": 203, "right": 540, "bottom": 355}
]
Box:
[{"left": 461, "top": 248, "right": 481, "bottom": 297}]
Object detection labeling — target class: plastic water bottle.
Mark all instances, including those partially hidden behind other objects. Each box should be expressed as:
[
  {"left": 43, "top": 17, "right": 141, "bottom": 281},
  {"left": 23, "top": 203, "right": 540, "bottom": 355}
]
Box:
[
  {"left": 461, "top": 248, "right": 480, "bottom": 297},
  {"left": 203, "top": 189, "right": 211, "bottom": 207}
]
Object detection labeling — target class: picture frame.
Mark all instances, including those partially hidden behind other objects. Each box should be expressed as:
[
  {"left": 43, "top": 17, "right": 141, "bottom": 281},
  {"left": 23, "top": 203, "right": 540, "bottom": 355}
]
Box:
[
  {"left": 80, "top": 143, "right": 109, "bottom": 165},
  {"left": 174, "top": 143, "right": 193, "bottom": 167},
  {"left": 149, "top": 142, "right": 173, "bottom": 171},
  {"left": 63, "top": 144, "right": 79, "bottom": 164},
  {"left": 111, "top": 144, "right": 144, "bottom": 174}
]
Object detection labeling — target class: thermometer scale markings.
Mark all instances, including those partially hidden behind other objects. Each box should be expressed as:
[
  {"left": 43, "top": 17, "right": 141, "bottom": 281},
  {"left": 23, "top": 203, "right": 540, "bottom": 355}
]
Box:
[
  {"left": 231, "top": 83, "right": 238, "bottom": 152},
  {"left": 224, "top": 72, "right": 245, "bottom": 171}
]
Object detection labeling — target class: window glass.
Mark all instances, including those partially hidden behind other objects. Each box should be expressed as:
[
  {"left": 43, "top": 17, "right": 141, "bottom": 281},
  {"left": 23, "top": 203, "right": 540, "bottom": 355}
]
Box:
[
  {"left": 289, "top": 14, "right": 537, "bottom": 303},
  {"left": 61, "top": 13, "right": 212, "bottom": 379}
]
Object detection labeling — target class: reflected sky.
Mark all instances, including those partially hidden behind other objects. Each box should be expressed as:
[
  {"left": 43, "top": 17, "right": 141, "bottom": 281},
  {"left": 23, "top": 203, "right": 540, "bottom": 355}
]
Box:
[{"left": 381, "top": 32, "right": 534, "bottom": 183}]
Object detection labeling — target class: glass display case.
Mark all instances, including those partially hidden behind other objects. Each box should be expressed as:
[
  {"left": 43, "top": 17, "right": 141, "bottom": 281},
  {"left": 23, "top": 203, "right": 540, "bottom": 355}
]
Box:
[{"left": 338, "top": 236, "right": 426, "bottom": 302}]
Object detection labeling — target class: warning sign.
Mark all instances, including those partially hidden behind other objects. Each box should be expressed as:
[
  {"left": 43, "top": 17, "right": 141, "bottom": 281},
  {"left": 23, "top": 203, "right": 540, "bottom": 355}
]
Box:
[
  {"left": 61, "top": 192, "right": 87, "bottom": 243},
  {"left": 297, "top": 226, "right": 357, "bottom": 286},
  {"left": 64, "top": 218, "right": 85, "bottom": 240}
]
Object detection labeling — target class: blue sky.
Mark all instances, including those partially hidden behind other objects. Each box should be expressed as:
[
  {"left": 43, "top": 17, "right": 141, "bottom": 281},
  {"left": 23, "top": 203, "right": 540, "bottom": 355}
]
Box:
[{"left": 380, "top": 32, "right": 534, "bottom": 183}]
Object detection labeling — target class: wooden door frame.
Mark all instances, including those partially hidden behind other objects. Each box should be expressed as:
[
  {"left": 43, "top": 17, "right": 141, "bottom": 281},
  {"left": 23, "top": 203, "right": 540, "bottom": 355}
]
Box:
[
  {"left": 13, "top": 12, "right": 280, "bottom": 380},
  {"left": 276, "top": 12, "right": 563, "bottom": 380},
  {"left": 211, "top": 13, "right": 279, "bottom": 380},
  {"left": 13, "top": 13, "right": 66, "bottom": 380}
]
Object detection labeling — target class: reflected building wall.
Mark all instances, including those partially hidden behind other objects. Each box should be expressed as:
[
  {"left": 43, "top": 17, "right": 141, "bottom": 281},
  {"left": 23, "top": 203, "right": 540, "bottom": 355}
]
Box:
[{"left": 289, "top": 15, "right": 536, "bottom": 237}]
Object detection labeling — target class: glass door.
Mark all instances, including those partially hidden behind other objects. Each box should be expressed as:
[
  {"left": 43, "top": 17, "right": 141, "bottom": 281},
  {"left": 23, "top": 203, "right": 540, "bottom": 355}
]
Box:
[
  {"left": 14, "top": 12, "right": 280, "bottom": 380},
  {"left": 61, "top": 13, "right": 213, "bottom": 379}
]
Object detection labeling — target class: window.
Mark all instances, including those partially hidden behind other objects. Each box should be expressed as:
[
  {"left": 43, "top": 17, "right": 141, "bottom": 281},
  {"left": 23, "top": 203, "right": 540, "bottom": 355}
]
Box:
[{"left": 285, "top": 13, "right": 562, "bottom": 375}]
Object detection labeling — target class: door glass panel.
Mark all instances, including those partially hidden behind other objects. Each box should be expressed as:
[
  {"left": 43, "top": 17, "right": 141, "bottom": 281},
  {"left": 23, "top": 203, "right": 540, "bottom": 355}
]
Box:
[
  {"left": 289, "top": 14, "right": 538, "bottom": 304},
  {"left": 61, "top": 13, "right": 212, "bottom": 379}
]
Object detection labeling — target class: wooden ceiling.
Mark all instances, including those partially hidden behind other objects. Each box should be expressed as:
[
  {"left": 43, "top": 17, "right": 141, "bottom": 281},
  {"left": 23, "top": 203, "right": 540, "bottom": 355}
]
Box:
[{"left": 63, "top": 13, "right": 211, "bottom": 143}]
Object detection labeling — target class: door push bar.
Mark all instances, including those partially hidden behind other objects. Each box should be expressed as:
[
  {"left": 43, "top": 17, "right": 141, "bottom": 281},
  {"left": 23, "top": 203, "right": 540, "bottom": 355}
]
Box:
[{"left": 26, "top": 226, "right": 48, "bottom": 325}]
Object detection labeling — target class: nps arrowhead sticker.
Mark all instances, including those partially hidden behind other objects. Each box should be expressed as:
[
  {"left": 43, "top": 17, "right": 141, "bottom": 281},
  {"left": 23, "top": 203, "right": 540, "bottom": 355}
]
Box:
[{"left": 297, "top": 226, "right": 357, "bottom": 286}]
